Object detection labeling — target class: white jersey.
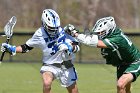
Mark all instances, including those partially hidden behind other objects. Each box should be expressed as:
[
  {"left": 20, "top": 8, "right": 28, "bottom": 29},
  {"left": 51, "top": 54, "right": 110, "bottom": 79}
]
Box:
[{"left": 26, "top": 27, "right": 77, "bottom": 64}]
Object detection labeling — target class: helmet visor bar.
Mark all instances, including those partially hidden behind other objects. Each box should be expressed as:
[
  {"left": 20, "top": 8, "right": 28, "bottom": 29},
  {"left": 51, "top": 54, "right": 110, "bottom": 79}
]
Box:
[
  {"left": 44, "top": 23, "right": 59, "bottom": 32},
  {"left": 94, "top": 30, "right": 106, "bottom": 39}
]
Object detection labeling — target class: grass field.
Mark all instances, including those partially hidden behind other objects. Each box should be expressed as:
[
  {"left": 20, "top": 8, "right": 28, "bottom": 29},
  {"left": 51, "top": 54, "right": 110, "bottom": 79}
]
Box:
[{"left": 0, "top": 62, "right": 140, "bottom": 93}]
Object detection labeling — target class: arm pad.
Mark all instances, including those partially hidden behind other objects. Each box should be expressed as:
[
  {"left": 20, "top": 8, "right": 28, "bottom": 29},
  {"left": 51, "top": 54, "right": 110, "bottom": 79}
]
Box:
[
  {"left": 21, "top": 44, "right": 33, "bottom": 53},
  {"left": 76, "top": 34, "right": 98, "bottom": 47}
]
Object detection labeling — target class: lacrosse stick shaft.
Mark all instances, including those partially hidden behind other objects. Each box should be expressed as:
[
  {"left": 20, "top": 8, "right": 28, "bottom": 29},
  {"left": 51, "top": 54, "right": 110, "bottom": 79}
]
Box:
[
  {"left": 0, "top": 39, "right": 10, "bottom": 62},
  {"left": 0, "top": 52, "right": 6, "bottom": 62}
]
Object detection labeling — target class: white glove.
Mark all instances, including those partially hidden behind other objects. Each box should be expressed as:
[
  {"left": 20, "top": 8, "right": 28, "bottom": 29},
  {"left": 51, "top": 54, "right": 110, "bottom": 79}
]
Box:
[
  {"left": 57, "top": 42, "right": 72, "bottom": 52},
  {"left": 58, "top": 43, "right": 68, "bottom": 51},
  {"left": 1, "top": 45, "right": 6, "bottom": 52},
  {"left": 58, "top": 43, "right": 73, "bottom": 58},
  {"left": 64, "top": 24, "right": 79, "bottom": 37}
]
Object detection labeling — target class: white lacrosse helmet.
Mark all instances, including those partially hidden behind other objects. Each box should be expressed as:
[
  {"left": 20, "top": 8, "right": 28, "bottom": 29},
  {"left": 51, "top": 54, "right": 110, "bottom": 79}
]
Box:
[
  {"left": 92, "top": 16, "right": 116, "bottom": 39},
  {"left": 41, "top": 9, "right": 60, "bottom": 37}
]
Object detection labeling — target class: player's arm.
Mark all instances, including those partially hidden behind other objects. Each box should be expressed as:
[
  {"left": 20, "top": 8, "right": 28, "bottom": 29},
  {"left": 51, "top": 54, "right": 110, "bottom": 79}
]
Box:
[
  {"left": 1, "top": 43, "right": 33, "bottom": 55},
  {"left": 17, "top": 44, "right": 33, "bottom": 53},
  {"left": 16, "top": 46, "right": 22, "bottom": 53},
  {"left": 74, "top": 33, "right": 107, "bottom": 48},
  {"left": 97, "top": 40, "right": 107, "bottom": 48},
  {"left": 64, "top": 24, "right": 107, "bottom": 48}
]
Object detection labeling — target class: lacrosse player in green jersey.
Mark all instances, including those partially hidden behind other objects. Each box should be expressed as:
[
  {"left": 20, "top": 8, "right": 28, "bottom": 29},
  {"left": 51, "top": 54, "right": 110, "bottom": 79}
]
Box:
[{"left": 64, "top": 16, "right": 140, "bottom": 93}]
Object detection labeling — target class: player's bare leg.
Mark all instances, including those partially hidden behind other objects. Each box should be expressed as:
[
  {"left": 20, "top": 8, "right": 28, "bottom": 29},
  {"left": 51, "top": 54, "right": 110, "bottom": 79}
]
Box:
[
  {"left": 125, "top": 83, "right": 131, "bottom": 93},
  {"left": 117, "top": 73, "right": 133, "bottom": 93},
  {"left": 42, "top": 71, "right": 54, "bottom": 93},
  {"left": 66, "top": 82, "right": 79, "bottom": 93}
]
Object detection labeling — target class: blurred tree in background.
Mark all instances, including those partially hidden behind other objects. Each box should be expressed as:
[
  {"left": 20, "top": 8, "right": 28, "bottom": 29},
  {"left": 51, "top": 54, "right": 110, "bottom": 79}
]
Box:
[{"left": 0, "top": 0, "right": 140, "bottom": 31}]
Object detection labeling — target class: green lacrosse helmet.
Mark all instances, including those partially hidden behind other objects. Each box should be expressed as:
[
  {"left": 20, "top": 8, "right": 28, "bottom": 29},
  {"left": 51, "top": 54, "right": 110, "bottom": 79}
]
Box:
[{"left": 92, "top": 16, "right": 116, "bottom": 39}]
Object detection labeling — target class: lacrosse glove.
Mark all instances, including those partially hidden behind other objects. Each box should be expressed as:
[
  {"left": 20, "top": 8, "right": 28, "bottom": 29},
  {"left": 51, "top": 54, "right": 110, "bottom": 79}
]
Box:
[
  {"left": 1, "top": 43, "right": 16, "bottom": 56},
  {"left": 64, "top": 24, "right": 79, "bottom": 37},
  {"left": 57, "top": 42, "right": 73, "bottom": 53}
]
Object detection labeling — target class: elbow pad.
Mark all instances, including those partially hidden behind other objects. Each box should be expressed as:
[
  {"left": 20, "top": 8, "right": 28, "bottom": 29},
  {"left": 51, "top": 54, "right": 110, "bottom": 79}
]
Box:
[{"left": 21, "top": 44, "right": 33, "bottom": 53}]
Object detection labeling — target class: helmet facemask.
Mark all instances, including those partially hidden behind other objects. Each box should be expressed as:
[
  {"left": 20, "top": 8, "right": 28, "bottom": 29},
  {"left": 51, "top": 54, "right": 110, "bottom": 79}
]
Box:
[
  {"left": 43, "top": 22, "right": 59, "bottom": 37},
  {"left": 95, "top": 30, "right": 108, "bottom": 39}
]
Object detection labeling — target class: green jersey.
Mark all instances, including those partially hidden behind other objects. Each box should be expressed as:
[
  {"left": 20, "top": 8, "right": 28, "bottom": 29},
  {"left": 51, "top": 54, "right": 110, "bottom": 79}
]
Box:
[{"left": 102, "top": 27, "right": 140, "bottom": 66}]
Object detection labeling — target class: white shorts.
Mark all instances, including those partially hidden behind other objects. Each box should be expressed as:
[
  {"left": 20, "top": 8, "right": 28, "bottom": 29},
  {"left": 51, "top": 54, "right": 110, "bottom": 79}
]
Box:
[{"left": 40, "top": 65, "right": 78, "bottom": 87}]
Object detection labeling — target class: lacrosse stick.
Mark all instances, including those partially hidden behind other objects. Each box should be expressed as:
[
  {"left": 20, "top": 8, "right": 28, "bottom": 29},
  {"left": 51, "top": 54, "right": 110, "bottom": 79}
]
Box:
[{"left": 0, "top": 16, "right": 17, "bottom": 63}]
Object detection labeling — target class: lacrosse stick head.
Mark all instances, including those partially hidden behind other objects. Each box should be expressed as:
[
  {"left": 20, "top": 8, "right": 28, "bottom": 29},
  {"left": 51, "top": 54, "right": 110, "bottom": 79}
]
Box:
[{"left": 4, "top": 16, "right": 17, "bottom": 39}]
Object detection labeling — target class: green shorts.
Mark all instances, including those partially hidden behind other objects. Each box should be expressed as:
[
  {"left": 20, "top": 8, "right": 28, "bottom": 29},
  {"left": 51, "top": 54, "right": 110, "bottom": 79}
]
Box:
[{"left": 117, "top": 60, "right": 140, "bottom": 82}]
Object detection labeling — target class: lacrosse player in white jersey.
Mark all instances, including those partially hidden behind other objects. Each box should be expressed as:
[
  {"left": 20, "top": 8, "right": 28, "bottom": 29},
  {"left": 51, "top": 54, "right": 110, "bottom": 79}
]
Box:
[{"left": 1, "top": 9, "right": 80, "bottom": 93}]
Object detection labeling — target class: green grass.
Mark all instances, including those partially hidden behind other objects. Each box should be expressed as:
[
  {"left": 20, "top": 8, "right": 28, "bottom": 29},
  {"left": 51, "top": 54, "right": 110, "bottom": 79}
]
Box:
[{"left": 0, "top": 62, "right": 140, "bottom": 93}]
